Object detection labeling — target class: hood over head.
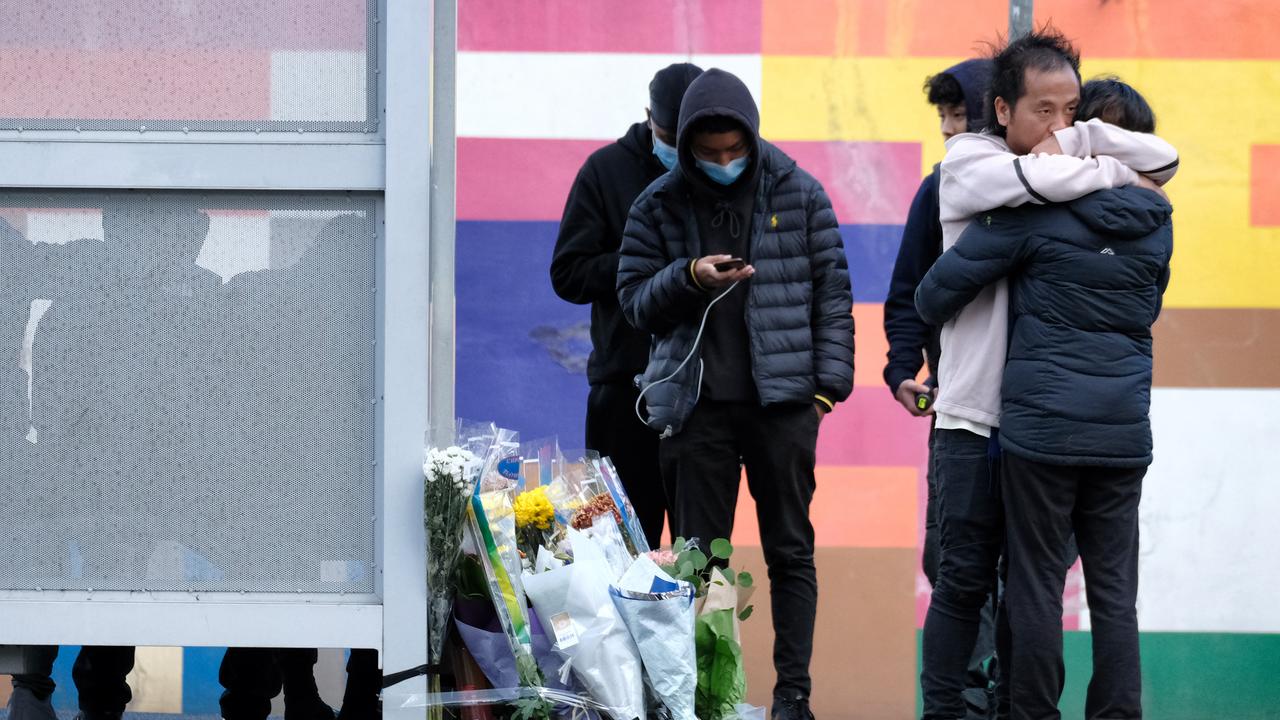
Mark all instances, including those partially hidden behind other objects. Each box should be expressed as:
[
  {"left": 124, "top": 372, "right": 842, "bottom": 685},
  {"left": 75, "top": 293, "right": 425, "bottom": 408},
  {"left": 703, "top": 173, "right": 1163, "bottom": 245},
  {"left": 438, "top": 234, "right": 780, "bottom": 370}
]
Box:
[
  {"left": 675, "top": 68, "right": 761, "bottom": 189},
  {"left": 941, "top": 58, "right": 995, "bottom": 132}
]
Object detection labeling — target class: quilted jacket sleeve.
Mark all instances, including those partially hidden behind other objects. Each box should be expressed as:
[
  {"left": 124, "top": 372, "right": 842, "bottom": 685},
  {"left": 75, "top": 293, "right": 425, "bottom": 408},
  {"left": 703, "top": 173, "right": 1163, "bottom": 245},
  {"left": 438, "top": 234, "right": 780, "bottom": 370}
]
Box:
[
  {"left": 807, "top": 185, "right": 855, "bottom": 402},
  {"left": 616, "top": 192, "right": 707, "bottom": 335}
]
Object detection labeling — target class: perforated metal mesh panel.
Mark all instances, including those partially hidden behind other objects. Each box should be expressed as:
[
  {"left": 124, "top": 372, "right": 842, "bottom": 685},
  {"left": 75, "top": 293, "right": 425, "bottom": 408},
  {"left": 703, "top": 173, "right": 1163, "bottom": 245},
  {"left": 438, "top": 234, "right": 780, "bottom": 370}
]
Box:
[
  {"left": 0, "top": 0, "right": 377, "bottom": 132},
  {"left": 0, "top": 192, "right": 377, "bottom": 592}
]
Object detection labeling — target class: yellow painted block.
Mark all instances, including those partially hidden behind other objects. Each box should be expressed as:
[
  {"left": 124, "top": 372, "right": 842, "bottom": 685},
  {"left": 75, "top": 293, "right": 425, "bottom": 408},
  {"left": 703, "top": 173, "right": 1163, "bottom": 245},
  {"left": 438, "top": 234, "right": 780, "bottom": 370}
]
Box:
[{"left": 764, "top": 56, "right": 1280, "bottom": 307}]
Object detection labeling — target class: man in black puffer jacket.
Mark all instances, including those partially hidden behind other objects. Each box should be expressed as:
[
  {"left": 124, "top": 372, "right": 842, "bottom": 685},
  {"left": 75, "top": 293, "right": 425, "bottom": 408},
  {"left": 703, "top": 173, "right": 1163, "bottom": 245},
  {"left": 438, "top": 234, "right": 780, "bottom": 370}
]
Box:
[
  {"left": 915, "top": 79, "right": 1172, "bottom": 720},
  {"left": 551, "top": 63, "right": 702, "bottom": 549},
  {"left": 617, "top": 68, "right": 854, "bottom": 720}
]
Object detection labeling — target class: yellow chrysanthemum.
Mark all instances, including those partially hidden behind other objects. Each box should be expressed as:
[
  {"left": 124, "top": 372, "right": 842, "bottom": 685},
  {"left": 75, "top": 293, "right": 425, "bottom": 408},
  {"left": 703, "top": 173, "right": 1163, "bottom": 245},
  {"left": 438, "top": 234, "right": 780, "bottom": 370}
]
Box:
[{"left": 513, "top": 486, "right": 555, "bottom": 531}]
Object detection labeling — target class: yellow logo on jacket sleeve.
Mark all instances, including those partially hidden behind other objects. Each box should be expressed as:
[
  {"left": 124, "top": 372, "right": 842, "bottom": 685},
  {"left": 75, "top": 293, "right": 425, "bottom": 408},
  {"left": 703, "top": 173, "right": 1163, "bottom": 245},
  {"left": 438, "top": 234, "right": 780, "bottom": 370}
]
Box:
[{"left": 770, "top": 214, "right": 778, "bottom": 228}]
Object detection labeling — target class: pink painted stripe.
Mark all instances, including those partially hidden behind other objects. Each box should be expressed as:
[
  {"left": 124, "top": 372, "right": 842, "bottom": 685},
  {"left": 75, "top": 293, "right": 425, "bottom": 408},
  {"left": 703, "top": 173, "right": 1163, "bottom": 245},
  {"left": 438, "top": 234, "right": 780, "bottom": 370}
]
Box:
[
  {"left": 775, "top": 141, "right": 921, "bottom": 226},
  {"left": 2, "top": 0, "right": 365, "bottom": 51},
  {"left": 457, "top": 138, "right": 612, "bottom": 221},
  {"left": 459, "top": 0, "right": 761, "bottom": 54},
  {"left": 459, "top": 138, "right": 920, "bottom": 223},
  {"left": 1, "top": 50, "right": 271, "bottom": 121},
  {"left": 817, "top": 390, "right": 931, "bottom": 468}
]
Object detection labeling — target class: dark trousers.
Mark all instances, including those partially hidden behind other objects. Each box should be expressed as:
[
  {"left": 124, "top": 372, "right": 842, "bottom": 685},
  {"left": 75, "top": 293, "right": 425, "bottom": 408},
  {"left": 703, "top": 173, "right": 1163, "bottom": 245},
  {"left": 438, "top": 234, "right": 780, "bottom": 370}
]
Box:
[
  {"left": 339, "top": 649, "right": 381, "bottom": 720},
  {"left": 921, "top": 429, "right": 1004, "bottom": 720},
  {"left": 11, "top": 646, "right": 60, "bottom": 700},
  {"left": 659, "top": 400, "right": 819, "bottom": 699},
  {"left": 219, "top": 648, "right": 324, "bottom": 720},
  {"left": 923, "top": 426, "right": 998, "bottom": 717},
  {"left": 586, "top": 382, "right": 666, "bottom": 548},
  {"left": 1001, "top": 453, "right": 1144, "bottom": 720},
  {"left": 72, "top": 646, "right": 136, "bottom": 714}
]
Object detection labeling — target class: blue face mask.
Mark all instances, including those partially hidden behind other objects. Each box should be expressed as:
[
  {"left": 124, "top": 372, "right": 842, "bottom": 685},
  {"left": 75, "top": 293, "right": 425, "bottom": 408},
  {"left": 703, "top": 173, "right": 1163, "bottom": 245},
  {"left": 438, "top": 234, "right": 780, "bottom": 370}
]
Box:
[
  {"left": 652, "top": 133, "right": 678, "bottom": 171},
  {"left": 696, "top": 155, "right": 750, "bottom": 185}
]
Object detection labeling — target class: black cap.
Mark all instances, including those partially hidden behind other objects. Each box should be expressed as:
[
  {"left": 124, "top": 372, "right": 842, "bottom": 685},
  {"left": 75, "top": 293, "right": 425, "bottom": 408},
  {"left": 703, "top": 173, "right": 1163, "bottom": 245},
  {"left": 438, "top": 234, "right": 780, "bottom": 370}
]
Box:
[{"left": 649, "top": 63, "right": 704, "bottom": 132}]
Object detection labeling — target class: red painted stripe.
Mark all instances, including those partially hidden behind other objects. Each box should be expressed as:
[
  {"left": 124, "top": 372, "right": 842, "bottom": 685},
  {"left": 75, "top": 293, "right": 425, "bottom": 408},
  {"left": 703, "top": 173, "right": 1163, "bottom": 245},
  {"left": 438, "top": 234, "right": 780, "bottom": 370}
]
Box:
[
  {"left": 457, "top": 138, "right": 611, "bottom": 221},
  {"left": 817, "top": 389, "right": 931, "bottom": 468},
  {"left": 459, "top": 138, "right": 920, "bottom": 223},
  {"left": 1, "top": 0, "right": 365, "bottom": 51},
  {"left": 775, "top": 141, "right": 920, "bottom": 226},
  {"left": 459, "top": 0, "right": 761, "bottom": 54},
  {"left": 1038, "top": 0, "right": 1280, "bottom": 60},
  {"left": 0, "top": 50, "right": 271, "bottom": 121}
]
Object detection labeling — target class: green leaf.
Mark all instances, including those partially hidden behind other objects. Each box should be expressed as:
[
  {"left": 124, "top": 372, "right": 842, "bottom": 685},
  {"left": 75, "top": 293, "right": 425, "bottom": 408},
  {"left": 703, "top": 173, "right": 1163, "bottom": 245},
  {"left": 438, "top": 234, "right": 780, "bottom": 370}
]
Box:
[
  {"left": 737, "top": 570, "right": 754, "bottom": 588},
  {"left": 710, "top": 538, "right": 734, "bottom": 559},
  {"left": 679, "top": 561, "right": 695, "bottom": 578},
  {"left": 738, "top": 605, "right": 754, "bottom": 622},
  {"left": 688, "top": 548, "right": 709, "bottom": 572},
  {"left": 721, "top": 567, "right": 737, "bottom": 586},
  {"left": 673, "top": 536, "right": 686, "bottom": 549}
]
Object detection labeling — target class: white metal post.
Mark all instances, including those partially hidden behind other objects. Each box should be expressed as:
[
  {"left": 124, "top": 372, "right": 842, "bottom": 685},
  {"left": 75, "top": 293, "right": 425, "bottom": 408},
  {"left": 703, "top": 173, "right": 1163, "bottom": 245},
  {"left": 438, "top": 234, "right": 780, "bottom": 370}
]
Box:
[{"left": 382, "top": 0, "right": 432, "bottom": 716}]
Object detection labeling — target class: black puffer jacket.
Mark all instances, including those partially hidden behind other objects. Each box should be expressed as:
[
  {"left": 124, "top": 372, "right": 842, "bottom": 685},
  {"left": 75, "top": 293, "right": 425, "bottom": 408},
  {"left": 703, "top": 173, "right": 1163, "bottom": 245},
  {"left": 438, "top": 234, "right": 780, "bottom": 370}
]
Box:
[
  {"left": 616, "top": 69, "right": 855, "bottom": 437},
  {"left": 915, "top": 187, "right": 1173, "bottom": 467}
]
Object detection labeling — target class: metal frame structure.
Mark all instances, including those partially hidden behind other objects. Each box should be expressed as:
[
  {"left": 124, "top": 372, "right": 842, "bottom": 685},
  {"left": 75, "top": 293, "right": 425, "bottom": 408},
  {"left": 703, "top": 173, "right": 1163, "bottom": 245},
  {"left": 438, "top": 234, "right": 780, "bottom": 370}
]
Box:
[{"left": 0, "top": 2, "right": 443, "bottom": 718}]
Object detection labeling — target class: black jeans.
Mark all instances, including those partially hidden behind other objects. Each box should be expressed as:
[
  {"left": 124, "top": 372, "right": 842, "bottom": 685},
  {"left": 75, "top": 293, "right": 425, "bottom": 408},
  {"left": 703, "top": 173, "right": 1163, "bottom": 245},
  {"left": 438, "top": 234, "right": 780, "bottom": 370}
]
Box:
[
  {"left": 659, "top": 400, "right": 819, "bottom": 700},
  {"left": 11, "top": 646, "right": 59, "bottom": 701},
  {"left": 1002, "top": 453, "right": 1144, "bottom": 720},
  {"left": 219, "top": 647, "right": 323, "bottom": 720},
  {"left": 73, "top": 646, "right": 136, "bottom": 714},
  {"left": 921, "top": 429, "right": 1004, "bottom": 720},
  {"left": 586, "top": 382, "right": 666, "bottom": 548},
  {"left": 923, "top": 426, "right": 997, "bottom": 715}
]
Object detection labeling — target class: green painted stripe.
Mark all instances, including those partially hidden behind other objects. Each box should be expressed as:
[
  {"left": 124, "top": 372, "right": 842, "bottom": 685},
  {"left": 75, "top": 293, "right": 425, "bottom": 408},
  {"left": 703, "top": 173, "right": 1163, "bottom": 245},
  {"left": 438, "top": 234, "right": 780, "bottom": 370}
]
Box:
[{"left": 918, "top": 630, "right": 1280, "bottom": 719}]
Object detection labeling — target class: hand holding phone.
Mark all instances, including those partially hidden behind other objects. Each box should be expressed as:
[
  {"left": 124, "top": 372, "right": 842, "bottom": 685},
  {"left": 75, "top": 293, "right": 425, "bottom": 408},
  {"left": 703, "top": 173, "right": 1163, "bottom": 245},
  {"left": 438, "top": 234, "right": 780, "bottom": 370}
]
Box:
[
  {"left": 713, "top": 258, "right": 746, "bottom": 272},
  {"left": 695, "top": 254, "right": 754, "bottom": 289}
]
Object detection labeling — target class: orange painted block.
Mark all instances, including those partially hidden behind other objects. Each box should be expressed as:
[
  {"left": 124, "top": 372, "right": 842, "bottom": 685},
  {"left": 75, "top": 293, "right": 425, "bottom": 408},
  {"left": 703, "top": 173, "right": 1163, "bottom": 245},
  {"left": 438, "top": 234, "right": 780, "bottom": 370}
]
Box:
[
  {"left": 729, "top": 465, "right": 918, "bottom": 549},
  {"left": 762, "top": 0, "right": 1005, "bottom": 57},
  {"left": 1038, "top": 0, "right": 1280, "bottom": 60},
  {"left": 853, "top": 303, "right": 890, "bottom": 387},
  {"left": 1252, "top": 145, "right": 1280, "bottom": 227}
]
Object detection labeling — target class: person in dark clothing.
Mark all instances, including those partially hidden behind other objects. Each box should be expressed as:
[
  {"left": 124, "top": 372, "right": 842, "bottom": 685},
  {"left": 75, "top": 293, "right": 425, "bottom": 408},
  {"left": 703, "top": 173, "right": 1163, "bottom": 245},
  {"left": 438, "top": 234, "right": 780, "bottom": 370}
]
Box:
[
  {"left": 916, "top": 79, "right": 1172, "bottom": 720},
  {"left": 219, "top": 648, "right": 336, "bottom": 720},
  {"left": 881, "top": 59, "right": 997, "bottom": 720},
  {"left": 550, "top": 62, "right": 703, "bottom": 549},
  {"left": 617, "top": 68, "right": 854, "bottom": 720}
]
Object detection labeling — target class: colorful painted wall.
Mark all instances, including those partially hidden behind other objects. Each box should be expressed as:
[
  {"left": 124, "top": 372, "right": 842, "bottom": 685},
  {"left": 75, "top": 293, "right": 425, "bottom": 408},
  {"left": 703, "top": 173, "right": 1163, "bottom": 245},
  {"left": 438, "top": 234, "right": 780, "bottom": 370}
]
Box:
[{"left": 453, "top": 1, "right": 1280, "bottom": 718}]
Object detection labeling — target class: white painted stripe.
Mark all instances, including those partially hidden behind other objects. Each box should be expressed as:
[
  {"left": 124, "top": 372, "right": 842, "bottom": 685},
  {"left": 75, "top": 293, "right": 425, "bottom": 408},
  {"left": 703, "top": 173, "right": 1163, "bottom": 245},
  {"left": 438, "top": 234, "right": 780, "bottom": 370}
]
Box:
[
  {"left": 195, "top": 214, "right": 272, "bottom": 283},
  {"left": 458, "top": 52, "right": 763, "bottom": 139},
  {"left": 125, "top": 646, "right": 183, "bottom": 714},
  {"left": 25, "top": 210, "right": 103, "bottom": 246},
  {"left": 271, "top": 51, "right": 367, "bottom": 122},
  {"left": 1137, "top": 388, "right": 1280, "bottom": 633}
]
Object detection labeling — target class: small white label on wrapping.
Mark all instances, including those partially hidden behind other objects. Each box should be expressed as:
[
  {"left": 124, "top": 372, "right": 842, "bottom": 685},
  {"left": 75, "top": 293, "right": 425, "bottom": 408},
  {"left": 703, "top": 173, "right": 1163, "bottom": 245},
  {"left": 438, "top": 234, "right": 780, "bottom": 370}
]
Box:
[
  {"left": 548, "top": 612, "right": 579, "bottom": 649},
  {"left": 320, "top": 561, "right": 350, "bottom": 583}
]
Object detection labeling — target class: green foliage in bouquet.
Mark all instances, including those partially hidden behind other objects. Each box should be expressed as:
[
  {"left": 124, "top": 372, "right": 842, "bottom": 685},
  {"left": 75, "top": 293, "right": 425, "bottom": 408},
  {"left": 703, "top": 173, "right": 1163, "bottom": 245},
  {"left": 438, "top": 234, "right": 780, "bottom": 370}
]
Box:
[{"left": 648, "top": 537, "right": 757, "bottom": 720}]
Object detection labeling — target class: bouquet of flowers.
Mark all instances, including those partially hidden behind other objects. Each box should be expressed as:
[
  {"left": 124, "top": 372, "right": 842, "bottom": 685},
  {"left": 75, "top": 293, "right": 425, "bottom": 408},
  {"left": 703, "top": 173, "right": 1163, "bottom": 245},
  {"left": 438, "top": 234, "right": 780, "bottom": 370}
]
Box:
[
  {"left": 424, "top": 443, "right": 482, "bottom": 666},
  {"left": 650, "top": 538, "right": 757, "bottom": 720},
  {"left": 512, "top": 485, "right": 557, "bottom": 563}
]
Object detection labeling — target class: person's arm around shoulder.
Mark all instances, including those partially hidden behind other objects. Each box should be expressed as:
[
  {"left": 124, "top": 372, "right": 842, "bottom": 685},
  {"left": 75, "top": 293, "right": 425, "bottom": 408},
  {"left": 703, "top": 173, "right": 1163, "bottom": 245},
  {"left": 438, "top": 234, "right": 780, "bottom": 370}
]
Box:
[
  {"left": 915, "top": 209, "right": 1027, "bottom": 327},
  {"left": 550, "top": 161, "right": 621, "bottom": 305},
  {"left": 1052, "top": 118, "right": 1180, "bottom": 185},
  {"left": 940, "top": 133, "right": 1141, "bottom": 223},
  {"left": 805, "top": 183, "right": 855, "bottom": 419}
]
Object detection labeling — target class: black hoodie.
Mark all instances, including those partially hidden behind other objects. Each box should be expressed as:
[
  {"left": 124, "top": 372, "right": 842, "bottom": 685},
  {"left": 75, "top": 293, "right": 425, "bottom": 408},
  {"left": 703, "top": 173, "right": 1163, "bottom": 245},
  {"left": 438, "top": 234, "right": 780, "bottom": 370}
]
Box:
[
  {"left": 551, "top": 121, "right": 668, "bottom": 385},
  {"left": 676, "top": 68, "right": 762, "bottom": 402}
]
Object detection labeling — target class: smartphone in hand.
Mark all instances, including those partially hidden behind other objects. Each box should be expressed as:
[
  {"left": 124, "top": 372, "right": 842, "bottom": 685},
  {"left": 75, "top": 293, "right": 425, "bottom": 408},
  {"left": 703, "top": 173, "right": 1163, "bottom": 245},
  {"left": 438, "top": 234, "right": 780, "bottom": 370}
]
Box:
[{"left": 713, "top": 258, "right": 746, "bottom": 272}]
